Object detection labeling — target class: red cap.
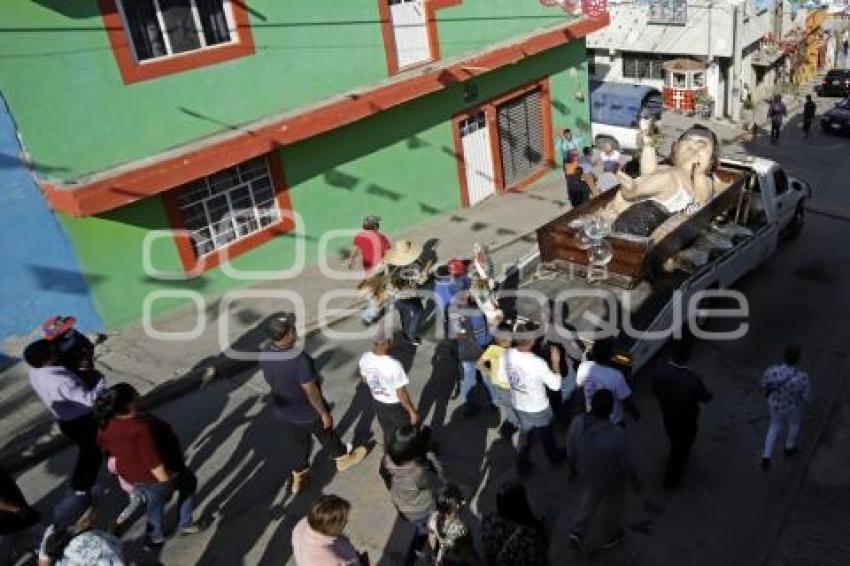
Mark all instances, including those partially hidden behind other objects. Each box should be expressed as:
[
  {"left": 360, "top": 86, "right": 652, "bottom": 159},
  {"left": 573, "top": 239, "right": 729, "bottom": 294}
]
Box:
[
  {"left": 41, "top": 316, "right": 77, "bottom": 341},
  {"left": 447, "top": 259, "right": 466, "bottom": 277}
]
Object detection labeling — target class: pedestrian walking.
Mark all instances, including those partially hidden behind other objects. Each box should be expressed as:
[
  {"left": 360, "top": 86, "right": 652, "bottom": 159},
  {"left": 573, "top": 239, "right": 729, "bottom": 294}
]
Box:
[
  {"left": 450, "top": 291, "right": 494, "bottom": 417},
  {"left": 650, "top": 340, "right": 713, "bottom": 489},
  {"left": 768, "top": 95, "right": 787, "bottom": 145},
  {"left": 476, "top": 324, "right": 520, "bottom": 437},
  {"left": 503, "top": 320, "right": 565, "bottom": 477},
  {"left": 348, "top": 214, "right": 391, "bottom": 273},
  {"left": 566, "top": 166, "right": 591, "bottom": 208},
  {"left": 0, "top": 469, "right": 41, "bottom": 565},
  {"left": 385, "top": 240, "right": 433, "bottom": 346},
  {"left": 383, "top": 425, "right": 444, "bottom": 566},
  {"left": 40, "top": 315, "right": 102, "bottom": 390},
  {"left": 567, "top": 390, "right": 641, "bottom": 553},
  {"left": 434, "top": 259, "right": 470, "bottom": 337},
  {"left": 481, "top": 483, "right": 548, "bottom": 566},
  {"left": 424, "top": 484, "right": 479, "bottom": 565},
  {"left": 359, "top": 325, "right": 420, "bottom": 444},
  {"left": 802, "top": 94, "right": 816, "bottom": 139},
  {"left": 292, "top": 494, "right": 368, "bottom": 566},
  {"left": 596, "top": 142, "right": 623, "bottom": 173},
  {"left": 556, "top": 128, "right": 583, "bottom": 178},
  {"left": 37, "top": 493, "right": 124, "bottom": 566},
  {"left": 24, "top": 339, "right": 104, "bottom": 495},
  {"left": 259, "top": 313, "right": 367, "bottom": 493},
  {"left": 761, "top": 345, "right": 812, "bottom": 470},
  {"left": 94, "top": 383, "right": 203, "bottom": 549},
  {"left": 576, "top": 339, "right": 640, "bottom": 426}
]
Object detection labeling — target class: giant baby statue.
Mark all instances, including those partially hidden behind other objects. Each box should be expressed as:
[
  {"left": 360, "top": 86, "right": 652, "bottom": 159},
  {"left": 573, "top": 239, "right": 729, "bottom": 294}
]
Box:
[{"left": 601, "top": 120, "right": 720, "bottom": 237}]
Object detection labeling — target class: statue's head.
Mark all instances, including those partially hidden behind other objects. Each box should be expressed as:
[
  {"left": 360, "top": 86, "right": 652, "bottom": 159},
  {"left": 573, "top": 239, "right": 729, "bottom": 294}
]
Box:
[{"left": 671, "top": 125, "right": 719, "bottom": 177}]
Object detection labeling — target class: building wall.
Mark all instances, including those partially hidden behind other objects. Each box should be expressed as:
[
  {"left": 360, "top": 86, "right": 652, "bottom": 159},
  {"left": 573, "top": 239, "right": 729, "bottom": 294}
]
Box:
[
  {"left": 0, "top": 0, "right": 570, "bottom": 183},
  {"left": 0, "top": 92, "right": 102, "bottom": 364},
  {"left": 56, "top": 41, "right": 591, "bottom": 328}
]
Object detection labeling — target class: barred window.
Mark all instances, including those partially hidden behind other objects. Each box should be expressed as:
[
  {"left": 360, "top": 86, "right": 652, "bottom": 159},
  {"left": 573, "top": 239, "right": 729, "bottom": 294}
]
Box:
[
  {"left": 622, "top": 53, "right": 666, "bottom": 80},
  {"left": 174, "top": 157, "right": 280, "bottom": 257}
]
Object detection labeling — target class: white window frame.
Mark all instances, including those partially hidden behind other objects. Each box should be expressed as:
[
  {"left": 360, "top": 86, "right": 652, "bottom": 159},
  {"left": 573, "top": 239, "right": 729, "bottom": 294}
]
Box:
[
  {"left": 115, "top": 0, "right": 239, "bottom": 65},
  {"left": 175, "top": 156, "right": 281, "bottom": 258}
]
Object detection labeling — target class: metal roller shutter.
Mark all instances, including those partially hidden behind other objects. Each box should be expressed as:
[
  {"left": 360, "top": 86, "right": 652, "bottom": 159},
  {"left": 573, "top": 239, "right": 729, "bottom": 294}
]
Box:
[{"left": 497, "top": 89, "right": 544, "bottom": 188}]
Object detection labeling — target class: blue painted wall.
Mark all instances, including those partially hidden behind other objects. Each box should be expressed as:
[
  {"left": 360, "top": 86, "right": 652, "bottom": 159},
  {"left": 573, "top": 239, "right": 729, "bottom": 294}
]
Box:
[{"left": 0, "top": 91, "right": 102, "bottom": 369}]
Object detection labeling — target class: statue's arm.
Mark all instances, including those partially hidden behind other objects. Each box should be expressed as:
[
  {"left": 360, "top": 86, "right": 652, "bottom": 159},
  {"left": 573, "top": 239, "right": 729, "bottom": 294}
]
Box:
[{"left": 639, "top": 117, "right": 658, "bottom": 176}]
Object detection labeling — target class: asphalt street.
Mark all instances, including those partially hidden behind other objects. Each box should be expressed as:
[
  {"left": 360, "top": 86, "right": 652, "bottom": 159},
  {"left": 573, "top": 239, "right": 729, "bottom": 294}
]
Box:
[{"left": 11, "top": 92, "right": 850, "bottom": 566}]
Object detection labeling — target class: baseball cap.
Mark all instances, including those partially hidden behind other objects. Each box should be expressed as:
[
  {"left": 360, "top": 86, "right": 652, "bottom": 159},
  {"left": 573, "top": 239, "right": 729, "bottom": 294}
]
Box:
[
  {"left": 41, "top": 316, "right": 76, "bottom": 341},
  {"left": 266, "top": 312, "right": 296, "bottom": 341}
]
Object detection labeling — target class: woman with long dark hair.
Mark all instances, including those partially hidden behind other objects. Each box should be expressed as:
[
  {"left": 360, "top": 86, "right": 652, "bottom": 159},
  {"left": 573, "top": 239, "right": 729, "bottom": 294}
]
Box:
[
  {"left": 426, "top": 484, "right": 479, "bottom": 565},
  {"left": 95, "top": 383, "right": 202, "bottom": 549}
]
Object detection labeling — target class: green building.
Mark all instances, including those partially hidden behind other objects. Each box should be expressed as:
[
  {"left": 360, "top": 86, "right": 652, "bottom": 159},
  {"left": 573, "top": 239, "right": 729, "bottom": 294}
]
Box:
[{"left": 0, "top": 0, "right": 607, "bottom": 328}]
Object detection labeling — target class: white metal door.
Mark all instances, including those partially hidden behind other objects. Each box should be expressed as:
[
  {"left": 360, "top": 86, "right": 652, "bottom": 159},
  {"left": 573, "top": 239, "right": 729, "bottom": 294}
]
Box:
[
  {"left": 459, "top": 112, "right": 496, "bottom": 206},
  {"left": 389, "top": 0, "right": 431, "bottom": 69}
]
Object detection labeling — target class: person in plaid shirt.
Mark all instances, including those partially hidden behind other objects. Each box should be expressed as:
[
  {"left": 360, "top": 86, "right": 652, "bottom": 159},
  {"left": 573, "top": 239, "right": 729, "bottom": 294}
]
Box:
[{"left": 761, "top": 345, "right": 812, "bottom": 469}]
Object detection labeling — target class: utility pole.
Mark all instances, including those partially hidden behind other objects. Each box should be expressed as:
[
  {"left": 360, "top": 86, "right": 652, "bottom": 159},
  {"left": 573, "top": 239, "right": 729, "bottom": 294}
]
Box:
[{"left": 731, "top": 2, "right": 743, "bottom": 122}]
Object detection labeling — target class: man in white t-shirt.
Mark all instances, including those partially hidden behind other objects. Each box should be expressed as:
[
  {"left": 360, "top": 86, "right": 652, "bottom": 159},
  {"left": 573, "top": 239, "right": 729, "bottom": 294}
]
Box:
[
  {"left": 576, "top": 339, "right": 640, "bottom": 426},
  {"left": 359, "top": 326, "right": 420, "bottom": 443},
  {"left": 503, "top": 320, "right": 566, "bottom": 476}
]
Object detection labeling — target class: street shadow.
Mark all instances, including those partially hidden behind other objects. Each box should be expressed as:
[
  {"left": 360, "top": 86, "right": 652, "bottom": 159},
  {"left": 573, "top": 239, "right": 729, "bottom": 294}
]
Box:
[{"left": 417, "top": 341, "right": 458, "bottom": 433}]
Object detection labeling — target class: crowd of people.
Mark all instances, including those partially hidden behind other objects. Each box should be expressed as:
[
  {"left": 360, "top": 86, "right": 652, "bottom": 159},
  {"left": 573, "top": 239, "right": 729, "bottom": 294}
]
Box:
[
  {"left": 0, "top": 213, "right": 815, "bottom": 565},
  {"left": 556, "top": 127, "right": 630, "bottom": 210}
]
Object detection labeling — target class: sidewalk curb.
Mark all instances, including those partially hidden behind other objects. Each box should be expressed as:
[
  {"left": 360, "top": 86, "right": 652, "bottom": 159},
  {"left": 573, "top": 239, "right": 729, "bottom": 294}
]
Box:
[{"left": 1, "top": 228, "right": 545, "bottom": 474}]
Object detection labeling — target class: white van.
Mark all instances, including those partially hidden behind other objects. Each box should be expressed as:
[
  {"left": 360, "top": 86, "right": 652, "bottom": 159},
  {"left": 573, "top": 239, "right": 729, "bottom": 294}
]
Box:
[{"left": 590, "top": 81, "right": 664, "bottom": 153}]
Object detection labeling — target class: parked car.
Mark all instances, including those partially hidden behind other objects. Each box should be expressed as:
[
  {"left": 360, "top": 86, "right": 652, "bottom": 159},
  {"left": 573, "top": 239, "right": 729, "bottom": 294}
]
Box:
[
  {"left": 817, "top": 69, "right": 850, "bottom": 97},
  {"left": 820, "top": 97, "right": 850, "bottom": 134},
  {"left": 590, "top": 81, "right": 664, "bottom": 153}
]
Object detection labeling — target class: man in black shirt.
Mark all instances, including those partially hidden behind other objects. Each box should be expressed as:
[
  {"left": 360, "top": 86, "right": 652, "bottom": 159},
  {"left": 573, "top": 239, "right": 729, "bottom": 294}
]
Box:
[
  {"left": 651, "top": 339, "right": 713, "bottom": 489},
  {"left": 566, "top": 166, "right": 591, "bottom": 208},
  {"left": 802, "top": 95, "right": 816, "bottom": 139}
]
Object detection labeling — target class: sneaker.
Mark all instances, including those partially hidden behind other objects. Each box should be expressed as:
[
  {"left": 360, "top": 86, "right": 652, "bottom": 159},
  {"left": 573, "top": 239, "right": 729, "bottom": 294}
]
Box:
[
  {"left": 291, "top": 468, "right": 311, "bottom": 494},
  {"left": 600, "top": 532, "right": 624, "bottom": 551},
  {"left": 179, "top": 521, "right": 205, "bottom": 536},
  {"left": 335, "top": 446, "right": 368, "bottom": 472},
  {"left": 410, "top": 338, "right": 422, "bottom": 347},
  {"left": 784, "top": 446, "right": 798, "bottom": 458},
  {"left": 761, "top": 457, "right": 771, "bottom": 471},
  {"left": 568, "top": 531, "right": 583, "bottom": 551}
]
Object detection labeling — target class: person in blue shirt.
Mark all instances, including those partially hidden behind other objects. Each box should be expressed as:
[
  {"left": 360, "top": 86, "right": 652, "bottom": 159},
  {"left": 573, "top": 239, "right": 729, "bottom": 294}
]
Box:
[
  {"left": 555, "top": 128, "right": 583, "bottom": 176},
  {"left": 449, "top": 291, "right": 494, "bottom": 417}
]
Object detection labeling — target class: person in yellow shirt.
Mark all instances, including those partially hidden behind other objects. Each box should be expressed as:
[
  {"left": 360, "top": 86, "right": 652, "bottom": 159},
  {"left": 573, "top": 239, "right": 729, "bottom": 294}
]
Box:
[{"left": 477, "top": 324, "right": 519, "bottom": 438}]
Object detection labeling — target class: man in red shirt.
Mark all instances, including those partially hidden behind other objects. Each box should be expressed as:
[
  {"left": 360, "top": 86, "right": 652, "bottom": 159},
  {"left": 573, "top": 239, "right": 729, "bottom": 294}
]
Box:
[{"left": 348, "top": 215, "right": 391, "bottom": 273}]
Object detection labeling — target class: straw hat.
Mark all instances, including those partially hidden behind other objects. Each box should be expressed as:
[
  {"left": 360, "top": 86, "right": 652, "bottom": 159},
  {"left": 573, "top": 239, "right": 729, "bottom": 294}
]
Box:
[{"left": 383, "top": 240, "right": 423, "bottom": 266}]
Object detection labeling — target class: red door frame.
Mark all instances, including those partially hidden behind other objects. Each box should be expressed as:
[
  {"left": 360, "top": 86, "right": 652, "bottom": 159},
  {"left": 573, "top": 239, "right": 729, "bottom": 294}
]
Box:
[{"left": 452, "top": 77, "right": 555, "bottom": 208}]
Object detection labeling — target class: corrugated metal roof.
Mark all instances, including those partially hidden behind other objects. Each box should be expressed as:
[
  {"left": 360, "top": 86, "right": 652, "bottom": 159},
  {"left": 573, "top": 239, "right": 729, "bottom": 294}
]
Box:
[{"left": 588, "top": 1, "right": 771, "bottom": 58}]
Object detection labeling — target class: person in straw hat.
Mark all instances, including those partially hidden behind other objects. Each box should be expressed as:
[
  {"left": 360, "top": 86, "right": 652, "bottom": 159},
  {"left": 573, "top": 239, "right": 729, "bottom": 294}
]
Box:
[{"left": 358, "top": 240, "right": 433, "bottom": 346}]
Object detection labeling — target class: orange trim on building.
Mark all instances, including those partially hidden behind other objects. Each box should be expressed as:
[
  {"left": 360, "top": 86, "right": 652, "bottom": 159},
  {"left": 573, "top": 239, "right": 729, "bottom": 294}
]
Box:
[
  {"left": 98, "top": 0, "right": 256, "bottom": 85},
  {"left": 42, "top": 14, "right": 609, "bottom": 217},
  {"left": 451, "top": 78, "right": 555, "bottom": 208},
  {"left": 161, "top": 153, "right": 295, "bottom": 274}
]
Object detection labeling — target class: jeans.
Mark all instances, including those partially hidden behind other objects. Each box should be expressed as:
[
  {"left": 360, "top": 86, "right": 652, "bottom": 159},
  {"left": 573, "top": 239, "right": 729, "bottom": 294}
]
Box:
[
  {"left": 395, "top": 298, "right": 424, "bottom": 342},
  {"left": 283, "top": 419, "right": 349, "bottom": 472},
  {"left": 136, "top": 469, "right": 197, "bottom": 542},
  {"left": 572, "top": 485, "right": 626, "bottom": 541},
  {"left": 662, "top": 413, "right": 697, "bottom": 487},
  {"left": 763, "top": 406, "right": 802, "bottom": 458},
  {"left": 516, "top": 407, "right": 563, "bottom": 472},
  {"left": 459, "top": 360, "right": 493, "bottom": 407},
  {"left": 403, "top": 515, "right": 430, "bottom": 566},
  {"left": 57, "top": 413, "right": 103, "bottom": 492},
  {"left": 482, "top": 380, "right": 519, "bottom": 427}
]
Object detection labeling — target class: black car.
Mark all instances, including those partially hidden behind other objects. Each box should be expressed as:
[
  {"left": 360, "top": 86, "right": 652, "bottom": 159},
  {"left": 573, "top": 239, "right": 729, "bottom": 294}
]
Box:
[
  {"left": 817, "top": 69, "right": 850, "bottom": 97},
  {"left": 820, "top": 98, "right": 850, "bottom": 134}
]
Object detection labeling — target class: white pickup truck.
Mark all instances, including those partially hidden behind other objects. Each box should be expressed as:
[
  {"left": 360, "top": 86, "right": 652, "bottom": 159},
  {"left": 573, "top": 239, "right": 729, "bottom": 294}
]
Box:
[{"left": 506, "top": 155, "right": 811, "bottom": 375}]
